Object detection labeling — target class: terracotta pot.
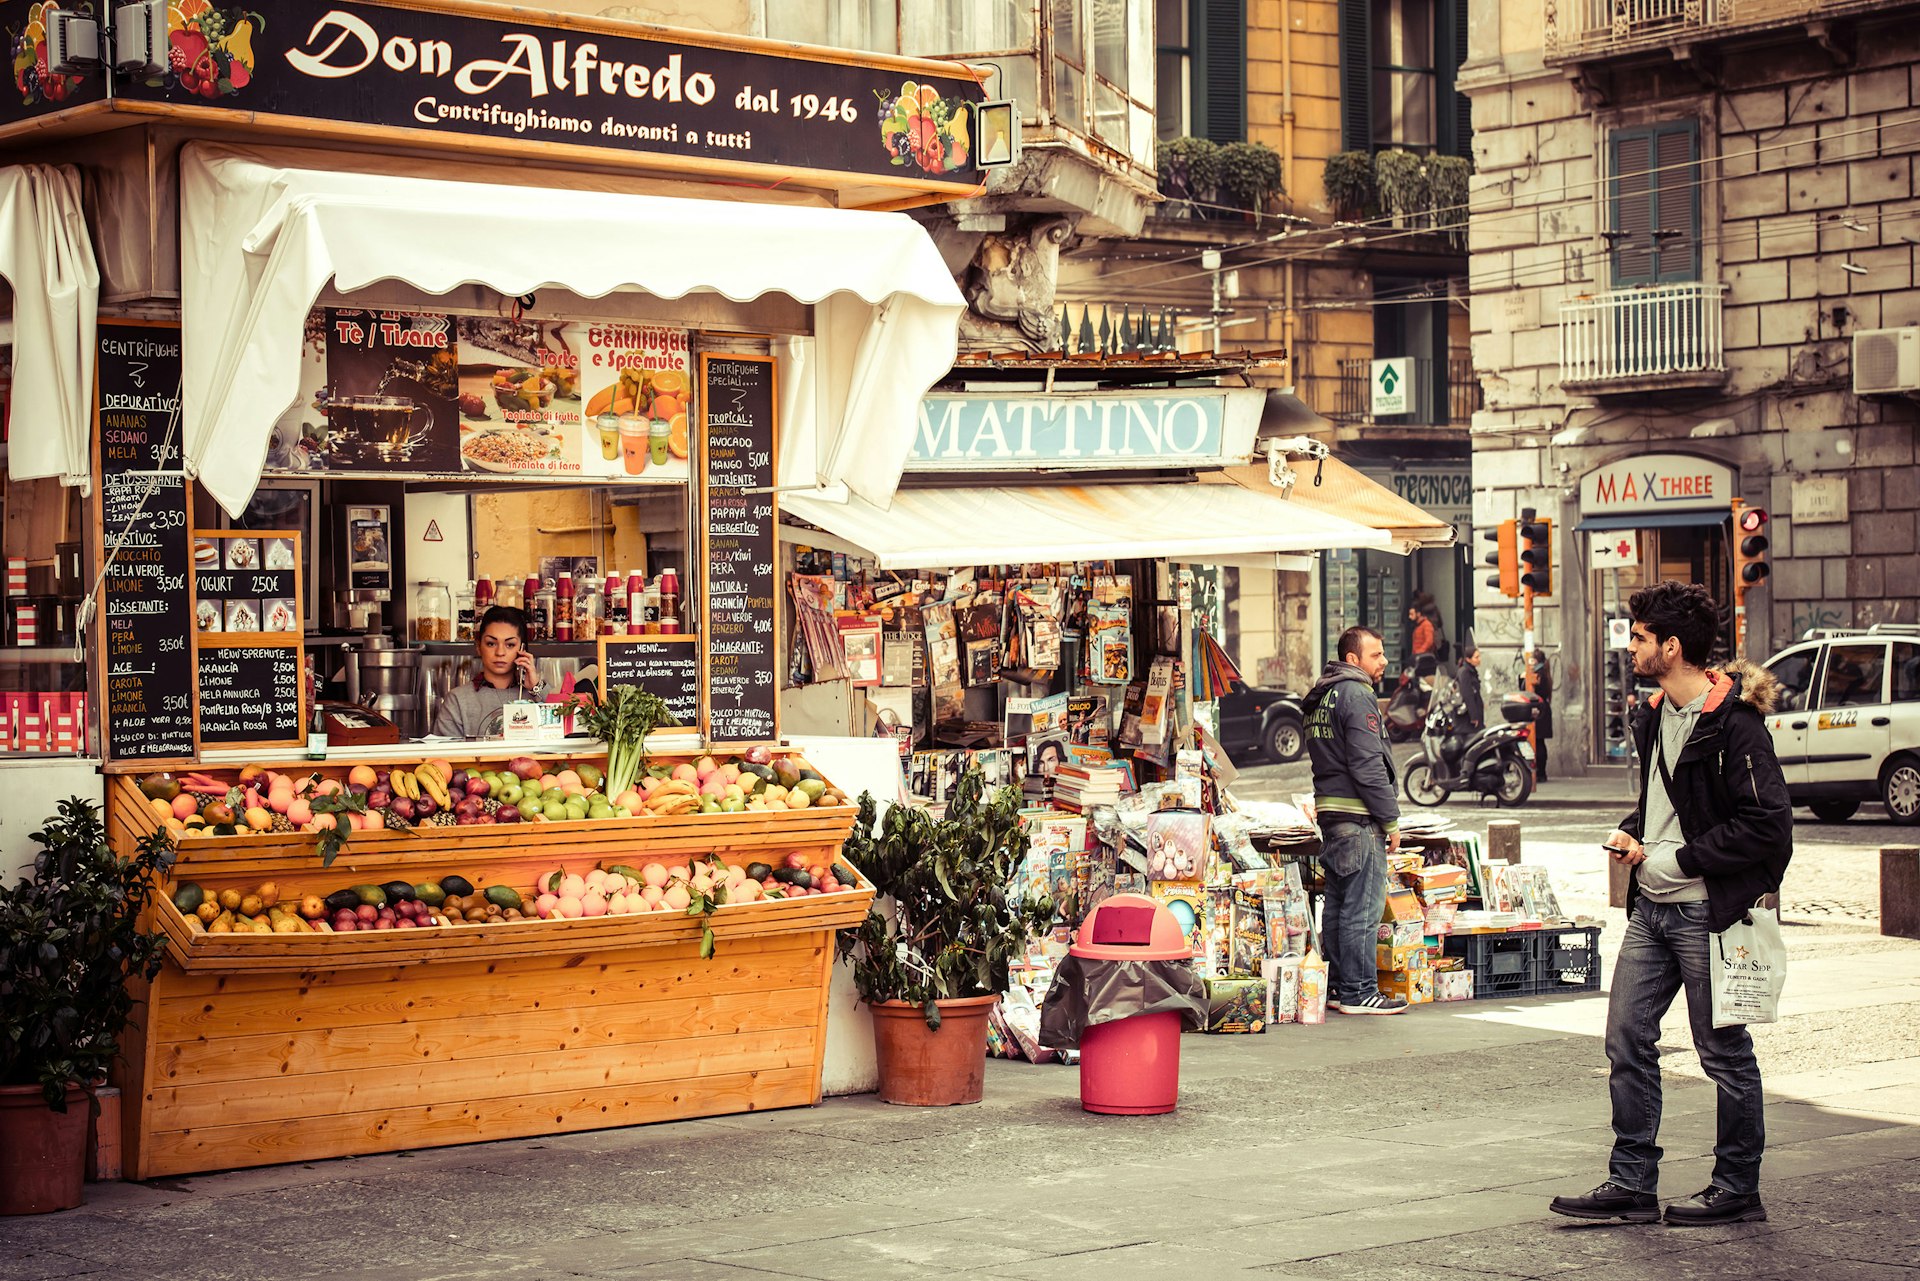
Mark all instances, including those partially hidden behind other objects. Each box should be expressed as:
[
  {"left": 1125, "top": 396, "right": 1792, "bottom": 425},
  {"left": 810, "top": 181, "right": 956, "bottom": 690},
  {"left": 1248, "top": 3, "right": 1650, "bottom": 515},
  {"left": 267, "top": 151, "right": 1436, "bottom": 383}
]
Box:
[
  {"left": 0, "top": 1083, "right": 90, "bottom": 1215},
  {"left": 869, "top": 995, "right": 997, "bottom": 1106}
]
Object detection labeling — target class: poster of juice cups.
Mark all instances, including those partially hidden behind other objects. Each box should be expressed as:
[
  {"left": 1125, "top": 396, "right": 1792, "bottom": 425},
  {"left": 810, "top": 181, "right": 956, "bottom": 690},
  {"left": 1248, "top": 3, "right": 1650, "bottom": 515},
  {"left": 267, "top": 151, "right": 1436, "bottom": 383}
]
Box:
[{"left": 578, "top": 323, "right": 694, "bottom": 482}]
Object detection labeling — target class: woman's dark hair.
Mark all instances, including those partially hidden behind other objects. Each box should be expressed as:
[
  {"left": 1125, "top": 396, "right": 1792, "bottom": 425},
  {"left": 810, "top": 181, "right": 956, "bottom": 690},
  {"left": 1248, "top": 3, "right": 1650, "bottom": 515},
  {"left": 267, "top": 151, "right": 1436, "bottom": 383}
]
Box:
[
  {"left": 476, "top": 605, "right": 531, "bottom": 643},
  {"left": 1628, "top": 581, "right": 1719, "bottom": 666}
]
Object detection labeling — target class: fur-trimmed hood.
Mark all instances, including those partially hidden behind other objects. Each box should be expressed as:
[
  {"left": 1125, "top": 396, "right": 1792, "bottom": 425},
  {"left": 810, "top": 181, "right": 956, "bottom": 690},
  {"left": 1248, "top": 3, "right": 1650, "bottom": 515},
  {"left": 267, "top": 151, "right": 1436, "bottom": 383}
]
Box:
[{"left": 1646, "top": 658, "right": 1780, "bottom": 717}]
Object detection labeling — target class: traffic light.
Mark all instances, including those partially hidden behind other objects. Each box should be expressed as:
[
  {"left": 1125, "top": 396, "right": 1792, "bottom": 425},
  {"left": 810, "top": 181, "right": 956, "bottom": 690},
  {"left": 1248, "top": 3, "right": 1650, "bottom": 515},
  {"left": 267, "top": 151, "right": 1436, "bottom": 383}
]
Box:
[
  {"left": 1733, "top": 502, "right": 1771, "bottom": 589},
  {"left": 1482, "top": 520, "right": 1518, "bottom": 597},
  {"left": 1518, "top": 508, "right": 1553, "bottom": 596}
]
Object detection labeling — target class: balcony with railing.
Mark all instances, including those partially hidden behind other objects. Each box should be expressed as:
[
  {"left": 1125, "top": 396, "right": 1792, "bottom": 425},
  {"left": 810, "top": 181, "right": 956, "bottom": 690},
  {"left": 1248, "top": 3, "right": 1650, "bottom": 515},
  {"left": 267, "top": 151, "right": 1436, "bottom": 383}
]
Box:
[
  {"left": 1330, "top": 357, "right": 1479, "bottom": 428},
  {"left": 1559, "top": 283, "right": 1729, "bottom": 393},
  {"left": 1544, "top": 0, "right": 1892, "bottom": 62}
]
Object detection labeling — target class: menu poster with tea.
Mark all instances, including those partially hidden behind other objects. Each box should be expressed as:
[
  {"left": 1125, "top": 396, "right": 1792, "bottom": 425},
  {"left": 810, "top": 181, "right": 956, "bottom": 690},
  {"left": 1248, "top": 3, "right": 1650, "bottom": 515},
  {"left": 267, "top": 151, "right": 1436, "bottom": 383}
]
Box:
[
  {"left": 453, "top": 316, "right": 583, "bottom": 476},
  {"left": 597, "top": 636, "right": 700, "bottom": 730},
  {"left": 321, "top": 309, "right": 461, "bottom": 472},
  {"left": 579, "top": 324, "right": 694, "bottom": 482},
  {"left": 196, "top": 645, "right": 305, "bottom": 749},
  {"left": 97, "top": 320, "right": 183, "bottom": 474},
  {"left": 101, "top": 471, "right": 196, "bottom": 763},
  {"left": 701, "top": 354, "right": 778, "bottom": 744}
]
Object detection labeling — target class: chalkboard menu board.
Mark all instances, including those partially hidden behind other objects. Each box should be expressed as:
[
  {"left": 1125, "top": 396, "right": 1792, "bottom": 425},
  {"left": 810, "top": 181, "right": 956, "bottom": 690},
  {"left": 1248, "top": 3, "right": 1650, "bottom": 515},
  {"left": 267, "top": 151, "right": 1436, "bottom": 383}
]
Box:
[
  {"left": 97, "top": 320, "right": 183, "bottom": 474},
  {"left": 597, "top": 636, "right": 699, "bottom": 729},
  {"left": 101, "top": 471, "right": 196, "bottom": 762},
  {"left": 197, "top": 646, "right": 304, "bottom": 748},
  {"left": 701, "top": 354, "right": 778, "bottom": 743}
]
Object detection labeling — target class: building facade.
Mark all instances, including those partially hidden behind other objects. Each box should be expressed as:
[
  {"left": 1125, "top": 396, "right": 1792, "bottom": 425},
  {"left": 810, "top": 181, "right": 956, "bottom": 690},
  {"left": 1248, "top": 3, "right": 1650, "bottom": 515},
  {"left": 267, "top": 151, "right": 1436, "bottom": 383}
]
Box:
[{"left": 1461, "top": 0, "right": 1920, "bottom": 772}]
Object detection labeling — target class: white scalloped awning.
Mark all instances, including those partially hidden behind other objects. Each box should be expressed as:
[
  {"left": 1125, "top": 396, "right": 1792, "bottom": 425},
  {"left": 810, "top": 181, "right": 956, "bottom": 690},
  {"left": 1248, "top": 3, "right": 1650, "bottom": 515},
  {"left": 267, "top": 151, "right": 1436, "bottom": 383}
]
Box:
[
  {"left": 0, "top": 164, "right": 99, "bottom": 492},
  {"left": 179, "top": 143, "right": 965, "bottom": 517},
  {"left": 782, "top": 480, "right": 1390, "bottom": 570}
]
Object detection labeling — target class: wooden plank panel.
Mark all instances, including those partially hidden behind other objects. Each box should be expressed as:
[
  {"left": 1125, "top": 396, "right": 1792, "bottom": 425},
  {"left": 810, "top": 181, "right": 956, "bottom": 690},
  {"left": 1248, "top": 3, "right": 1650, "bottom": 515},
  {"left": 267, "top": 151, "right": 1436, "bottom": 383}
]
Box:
[
  {"left": 147, "top": 1024, "right": 821, "bottom": 1129},
  {"left": 150, "top": 938, "right": 827, "bottom": 1039},
  {"left": 136, "top": 1065, "right": 821, "bottom": 1179},
  {"left": 160, "top": 984, "right": 825, "bottom": 1085}
]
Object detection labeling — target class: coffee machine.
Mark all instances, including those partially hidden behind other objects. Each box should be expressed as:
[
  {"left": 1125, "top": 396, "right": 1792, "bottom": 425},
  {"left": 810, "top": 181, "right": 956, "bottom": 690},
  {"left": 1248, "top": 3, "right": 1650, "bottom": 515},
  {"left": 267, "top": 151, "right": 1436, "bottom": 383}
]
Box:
[{"left": 333, "top": 504, "right": 394, "bottom": 632}]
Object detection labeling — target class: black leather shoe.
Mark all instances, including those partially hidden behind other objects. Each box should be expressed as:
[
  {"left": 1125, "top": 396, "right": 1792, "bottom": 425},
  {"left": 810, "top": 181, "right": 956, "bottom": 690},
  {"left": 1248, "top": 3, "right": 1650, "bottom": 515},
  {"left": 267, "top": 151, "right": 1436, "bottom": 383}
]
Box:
[
  {"left": 1549, "top": 1181, "right": 1660, "bottom": 1223},
  {"left": 1664, "top": 1186, "right": 1767, "bottom": 1226}
]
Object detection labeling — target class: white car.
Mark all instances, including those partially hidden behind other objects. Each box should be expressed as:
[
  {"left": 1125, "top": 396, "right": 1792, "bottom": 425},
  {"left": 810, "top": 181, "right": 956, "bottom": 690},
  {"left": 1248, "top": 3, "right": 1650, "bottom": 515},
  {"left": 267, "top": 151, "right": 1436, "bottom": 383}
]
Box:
[{"left": 1761, "top": 626, "right": 1920, "bottom": 824}]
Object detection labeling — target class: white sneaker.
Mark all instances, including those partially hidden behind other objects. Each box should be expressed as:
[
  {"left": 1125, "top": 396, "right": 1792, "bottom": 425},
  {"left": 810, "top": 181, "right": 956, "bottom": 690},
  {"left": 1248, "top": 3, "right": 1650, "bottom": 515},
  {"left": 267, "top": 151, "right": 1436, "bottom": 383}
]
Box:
[{"left": 1337, "top": 992, "right": 1410, "bottom": 1015}]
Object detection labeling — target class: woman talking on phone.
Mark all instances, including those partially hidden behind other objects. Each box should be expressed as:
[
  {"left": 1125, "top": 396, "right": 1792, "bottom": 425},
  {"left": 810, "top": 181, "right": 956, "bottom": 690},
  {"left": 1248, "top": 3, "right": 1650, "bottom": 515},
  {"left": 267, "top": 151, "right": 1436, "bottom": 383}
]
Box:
[{"left": 431, "top": 605, "right": 545, "bottom": 739}]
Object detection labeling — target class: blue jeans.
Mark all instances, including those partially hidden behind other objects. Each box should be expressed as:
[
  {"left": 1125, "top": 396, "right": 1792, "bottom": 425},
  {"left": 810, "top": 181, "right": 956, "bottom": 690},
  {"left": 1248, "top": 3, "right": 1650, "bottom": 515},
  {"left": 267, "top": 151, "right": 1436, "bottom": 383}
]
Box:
[
  {"left": 1606, "top": 899, "right": 1765, "bottom": 1195},
  {"left": 1320, "top": 822, "right": 1388, "bottom": 1004}
]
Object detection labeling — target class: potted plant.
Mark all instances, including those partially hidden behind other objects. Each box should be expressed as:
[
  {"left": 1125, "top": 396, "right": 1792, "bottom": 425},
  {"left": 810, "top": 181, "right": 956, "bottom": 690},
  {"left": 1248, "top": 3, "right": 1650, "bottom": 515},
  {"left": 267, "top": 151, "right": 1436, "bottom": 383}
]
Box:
[
  {"left": 1156, "top": 136, "right": 1222, "bottom": 216},
  {"left": 1218, "top": 141, "right": 1285, "bottom": 220},
  {"left": 836, "top": 769, "right": 1056, "bottom": 1105},
  {"left": 1322, "top": 150, "right": 1376, "bottom": 220},
  {"left": 1374, "top": 149, "right": 1429, "bottom": 228},
  {"left": 1426, "top": 154, "right": 1473, "bottom": 248},
  {"left": 0, "top": 799, "right": 172, "bottom": 1215}
]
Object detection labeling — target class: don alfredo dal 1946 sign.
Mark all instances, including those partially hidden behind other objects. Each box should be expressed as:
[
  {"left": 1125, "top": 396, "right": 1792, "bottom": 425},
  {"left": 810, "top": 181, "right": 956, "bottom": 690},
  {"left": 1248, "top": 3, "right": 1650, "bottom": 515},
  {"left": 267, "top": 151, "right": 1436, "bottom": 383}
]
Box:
[{"left": 109, "top": 0, "right": 983, "bottom": 184}]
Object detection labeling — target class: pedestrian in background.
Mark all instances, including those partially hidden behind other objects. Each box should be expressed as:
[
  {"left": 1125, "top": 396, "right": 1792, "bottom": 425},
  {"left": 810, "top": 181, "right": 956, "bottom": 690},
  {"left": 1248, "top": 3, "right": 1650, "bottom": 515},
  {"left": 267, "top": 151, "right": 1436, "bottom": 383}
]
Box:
[
  {"left": 1531, "top": 651, "right": 1554, "bottom": 783},
  {"left": 1303, "top": 626, "right": 1407, "bottom": 1016},
  {"left": 1551, "top": 581, "right": 1792, "bottom": 1227},
  {"left": 1455, "top": 643, "right": 1484, "bottom": 732},
  {"left": 1408, "top": 591, "right": 1444, "bottom": 677}
]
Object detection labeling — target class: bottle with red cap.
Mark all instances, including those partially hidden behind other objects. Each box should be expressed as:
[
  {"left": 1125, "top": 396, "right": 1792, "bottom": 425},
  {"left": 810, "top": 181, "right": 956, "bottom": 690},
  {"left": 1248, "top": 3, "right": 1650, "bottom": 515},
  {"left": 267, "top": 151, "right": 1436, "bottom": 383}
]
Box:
[
  {"left": 658, "top": 567, "right": 682, "bottom": 635},
  {"left": 626, "top": 569, "right": 646, "bottom": 635},
  {"left": 604, "top": 572, "right": 627, "bottom": 634}
]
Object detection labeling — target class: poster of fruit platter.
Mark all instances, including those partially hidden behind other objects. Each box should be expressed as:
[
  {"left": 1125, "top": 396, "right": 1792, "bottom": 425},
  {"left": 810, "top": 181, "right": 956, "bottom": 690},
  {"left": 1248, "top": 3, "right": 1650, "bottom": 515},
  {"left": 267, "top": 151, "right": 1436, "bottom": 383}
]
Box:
[{"left": 577, "top": 324, "right": 694, "bottom": 483}]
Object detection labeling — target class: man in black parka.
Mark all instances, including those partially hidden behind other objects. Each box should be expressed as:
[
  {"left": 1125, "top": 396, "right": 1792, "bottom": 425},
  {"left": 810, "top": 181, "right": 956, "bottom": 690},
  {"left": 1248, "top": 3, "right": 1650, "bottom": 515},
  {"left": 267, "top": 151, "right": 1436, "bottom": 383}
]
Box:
[{"left": 1551, "top": 582, "right": 1792, "bottom": 1229}]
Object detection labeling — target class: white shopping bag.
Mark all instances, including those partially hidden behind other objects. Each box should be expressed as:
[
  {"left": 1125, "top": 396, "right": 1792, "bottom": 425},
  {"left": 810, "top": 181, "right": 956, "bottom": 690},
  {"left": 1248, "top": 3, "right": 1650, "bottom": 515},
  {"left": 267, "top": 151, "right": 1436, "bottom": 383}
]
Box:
[{"left": 1710, "top": 906, "right": 1788, "bottom": 1028}]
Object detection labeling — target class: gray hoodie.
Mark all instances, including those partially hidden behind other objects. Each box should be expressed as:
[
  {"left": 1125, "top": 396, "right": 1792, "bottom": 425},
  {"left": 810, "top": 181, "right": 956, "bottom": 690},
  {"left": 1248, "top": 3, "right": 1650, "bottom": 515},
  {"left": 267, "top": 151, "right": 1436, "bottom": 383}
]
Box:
[{"left": 1303, "top": 660, "right": 1400, "bottom": 834}]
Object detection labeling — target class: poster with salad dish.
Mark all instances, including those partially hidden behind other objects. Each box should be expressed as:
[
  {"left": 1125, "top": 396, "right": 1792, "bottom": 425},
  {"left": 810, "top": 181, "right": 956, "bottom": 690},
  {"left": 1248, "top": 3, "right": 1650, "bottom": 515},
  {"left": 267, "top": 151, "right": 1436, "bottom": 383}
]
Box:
[
  {"left": 579, "top": 323, "right": 694, "bottom": 482},
  {"left": 454, "top": 316, "right": 582, "bottom": 476}
]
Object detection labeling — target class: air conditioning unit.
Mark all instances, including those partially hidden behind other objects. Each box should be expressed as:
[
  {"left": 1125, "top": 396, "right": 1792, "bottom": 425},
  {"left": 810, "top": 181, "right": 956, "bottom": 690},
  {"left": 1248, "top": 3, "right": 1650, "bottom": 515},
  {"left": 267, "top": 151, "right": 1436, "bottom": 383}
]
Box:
[{"left": 1853, "top": 326, "right": 1920, "bottom": 395}]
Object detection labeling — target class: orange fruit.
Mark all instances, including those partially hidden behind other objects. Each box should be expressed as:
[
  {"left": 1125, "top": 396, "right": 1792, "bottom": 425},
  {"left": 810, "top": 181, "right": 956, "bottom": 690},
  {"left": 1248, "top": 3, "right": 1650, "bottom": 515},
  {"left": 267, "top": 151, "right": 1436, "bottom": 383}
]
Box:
[
  {"left": 669, "top": 414, "right": 689, "bottom": 459},
  {"left": 650, "top": 369, "right": 688, "bottom": 396},
  {"left": 651, "top": 394, "right": 681, "bottom": 420}
]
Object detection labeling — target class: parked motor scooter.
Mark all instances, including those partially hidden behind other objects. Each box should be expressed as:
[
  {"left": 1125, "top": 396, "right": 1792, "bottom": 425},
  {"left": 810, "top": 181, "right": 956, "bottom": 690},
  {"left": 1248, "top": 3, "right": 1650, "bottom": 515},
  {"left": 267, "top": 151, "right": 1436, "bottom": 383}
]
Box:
[
  {"left": 1401, "top": 686, "right": 1535, "bottom": 807},
  {"left": 1384, "top": 668, "right": 1432, "bottom": 742}
]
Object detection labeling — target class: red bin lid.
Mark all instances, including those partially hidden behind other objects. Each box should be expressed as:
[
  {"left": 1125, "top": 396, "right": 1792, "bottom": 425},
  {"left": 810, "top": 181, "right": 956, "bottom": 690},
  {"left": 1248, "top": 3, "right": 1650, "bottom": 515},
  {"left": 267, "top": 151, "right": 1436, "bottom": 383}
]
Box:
[{"left": 1070, "top": 892, "right": 1194, "bottom": 961}]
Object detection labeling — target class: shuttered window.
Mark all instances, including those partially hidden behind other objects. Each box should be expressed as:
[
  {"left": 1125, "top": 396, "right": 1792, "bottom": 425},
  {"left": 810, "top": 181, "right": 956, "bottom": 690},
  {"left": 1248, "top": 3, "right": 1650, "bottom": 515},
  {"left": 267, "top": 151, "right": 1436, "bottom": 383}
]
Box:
[
  {"left": 1190, "top": 0, "right": 1246, "bottom": 143},
  {"left": 1340, "top": 0, "right": 1373, "bottom": 153},
  {"left": 1435, "top": 0, "right": 1471, "bottom": 156},
  {"left": 1609, "top": 121, "right": 1701, "bottom": 286}
]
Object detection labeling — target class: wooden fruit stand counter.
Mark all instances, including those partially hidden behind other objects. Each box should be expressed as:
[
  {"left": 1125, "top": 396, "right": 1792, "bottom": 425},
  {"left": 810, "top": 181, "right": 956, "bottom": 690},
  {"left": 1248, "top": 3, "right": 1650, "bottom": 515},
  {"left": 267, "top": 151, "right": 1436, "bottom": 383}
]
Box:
[{"left": 105, "top": 749, "right": 872, "bottom": 1179}]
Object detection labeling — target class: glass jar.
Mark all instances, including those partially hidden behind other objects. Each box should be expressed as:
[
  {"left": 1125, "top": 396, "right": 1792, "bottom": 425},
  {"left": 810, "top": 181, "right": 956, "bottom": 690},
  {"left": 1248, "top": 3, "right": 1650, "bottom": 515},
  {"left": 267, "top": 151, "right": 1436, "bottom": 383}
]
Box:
[
  {"left": 453, "top": 581, "right": 477, "bottom": 641},
  {"left": 576, "top": 581, "right": 604, "bottom": 640},
  {"left": 413, "top": 579, "right": 453, "bottom": 643}
]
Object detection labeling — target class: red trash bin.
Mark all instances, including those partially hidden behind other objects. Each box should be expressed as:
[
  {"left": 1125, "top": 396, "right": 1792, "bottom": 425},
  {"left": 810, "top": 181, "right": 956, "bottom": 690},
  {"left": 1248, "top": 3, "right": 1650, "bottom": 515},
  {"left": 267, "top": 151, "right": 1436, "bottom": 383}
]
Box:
[{"left": 1071, "top": 894, "right": 1194, "bottom": 1115}]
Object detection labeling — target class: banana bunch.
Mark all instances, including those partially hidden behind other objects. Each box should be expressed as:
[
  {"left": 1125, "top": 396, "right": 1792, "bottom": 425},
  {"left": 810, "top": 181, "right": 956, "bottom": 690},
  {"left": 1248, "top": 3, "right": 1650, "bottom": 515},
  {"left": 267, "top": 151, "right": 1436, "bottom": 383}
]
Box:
[
  {"left": 414, "top": 763, "right": 453, "bottom": 808},
  {"left": 644, "top": 779, "right": 700, "bottom": 816},
  {"left": 391, "top": 769, "right": 420, "bottom": 800}
]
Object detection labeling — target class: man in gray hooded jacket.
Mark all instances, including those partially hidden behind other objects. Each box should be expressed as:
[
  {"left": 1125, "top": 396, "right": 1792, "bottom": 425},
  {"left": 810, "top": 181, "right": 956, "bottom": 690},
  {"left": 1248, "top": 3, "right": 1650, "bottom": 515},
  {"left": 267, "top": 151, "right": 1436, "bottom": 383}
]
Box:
[{"left": 1303, "top": 625, "right": 1407, "bottom": 1015}]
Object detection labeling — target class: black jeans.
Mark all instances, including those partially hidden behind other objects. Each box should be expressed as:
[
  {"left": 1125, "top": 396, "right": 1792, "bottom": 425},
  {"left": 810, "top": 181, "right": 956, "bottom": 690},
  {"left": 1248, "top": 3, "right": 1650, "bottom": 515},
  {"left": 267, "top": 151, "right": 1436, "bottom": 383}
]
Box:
[
  {"left": 1606, "top": 899, "right": 1766, "bottom": 1195},
  {"left": 1319, "top": 822, "right": 1388, "bottom": 1004}
]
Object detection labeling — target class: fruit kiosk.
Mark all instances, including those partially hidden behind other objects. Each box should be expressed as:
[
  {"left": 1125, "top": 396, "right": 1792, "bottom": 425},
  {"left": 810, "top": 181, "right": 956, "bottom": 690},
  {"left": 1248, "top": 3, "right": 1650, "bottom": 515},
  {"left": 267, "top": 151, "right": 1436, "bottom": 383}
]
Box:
[{"left": 0, "top": 0, "right": 987, "bottom": 1177}]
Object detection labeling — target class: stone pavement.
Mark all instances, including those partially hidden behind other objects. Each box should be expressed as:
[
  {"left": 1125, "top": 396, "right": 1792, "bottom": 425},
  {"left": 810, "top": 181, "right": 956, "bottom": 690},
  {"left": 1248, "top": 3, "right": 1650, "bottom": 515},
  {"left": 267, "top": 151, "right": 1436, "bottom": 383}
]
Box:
[{"left": 6, "top": 924, "right": 1919, "bottom": 1281}]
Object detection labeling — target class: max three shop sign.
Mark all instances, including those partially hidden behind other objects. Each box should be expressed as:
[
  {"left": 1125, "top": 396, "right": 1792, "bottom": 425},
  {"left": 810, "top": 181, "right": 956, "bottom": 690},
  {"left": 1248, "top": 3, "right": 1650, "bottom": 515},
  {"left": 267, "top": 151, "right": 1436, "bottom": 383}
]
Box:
[
  {"left": 906, "top": 391, "right": 1236, "bottom": 469},
  {"left": 1579, "top": 454, "right": 1734, "bottom": 516}
]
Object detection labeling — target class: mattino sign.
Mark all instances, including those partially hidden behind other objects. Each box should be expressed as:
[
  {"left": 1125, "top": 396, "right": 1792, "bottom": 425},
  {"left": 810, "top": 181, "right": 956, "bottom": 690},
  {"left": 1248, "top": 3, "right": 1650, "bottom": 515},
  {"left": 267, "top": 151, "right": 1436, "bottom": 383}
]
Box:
[
  {"left": 1579, "top": 454, "right": 1734, "bottom": 515},
  {"left": 906, "top": 390, "right": 1258, "bottom": 470}
]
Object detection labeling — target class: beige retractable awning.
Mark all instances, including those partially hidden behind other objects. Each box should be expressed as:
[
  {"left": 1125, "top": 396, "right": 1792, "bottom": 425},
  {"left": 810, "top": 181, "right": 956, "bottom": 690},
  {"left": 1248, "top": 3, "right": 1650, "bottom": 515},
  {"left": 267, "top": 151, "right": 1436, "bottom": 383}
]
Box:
[{"left": 1203, "top": 458, "right": 1456, "bottom": 555}]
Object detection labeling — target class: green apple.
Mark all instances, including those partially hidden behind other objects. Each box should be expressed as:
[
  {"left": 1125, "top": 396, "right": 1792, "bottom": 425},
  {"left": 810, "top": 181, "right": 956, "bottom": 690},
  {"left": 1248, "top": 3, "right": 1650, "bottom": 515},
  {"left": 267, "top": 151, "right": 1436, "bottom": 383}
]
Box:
[
  {"left": 543, "top": 799, "right": 568, "bottom": 822},
  {"left": 500, "top": 782, "right": 523, "bottom": 805},
  {"left": 517, "top": 798, "right": 541, "bottom": 819}
]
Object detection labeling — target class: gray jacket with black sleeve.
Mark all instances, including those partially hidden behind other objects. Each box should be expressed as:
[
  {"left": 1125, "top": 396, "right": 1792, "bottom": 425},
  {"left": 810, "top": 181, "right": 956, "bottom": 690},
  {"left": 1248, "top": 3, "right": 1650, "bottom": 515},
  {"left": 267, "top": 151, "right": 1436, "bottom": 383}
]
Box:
[{"left": 1303, "top": 660, "right": 1400, "bottom": 836}]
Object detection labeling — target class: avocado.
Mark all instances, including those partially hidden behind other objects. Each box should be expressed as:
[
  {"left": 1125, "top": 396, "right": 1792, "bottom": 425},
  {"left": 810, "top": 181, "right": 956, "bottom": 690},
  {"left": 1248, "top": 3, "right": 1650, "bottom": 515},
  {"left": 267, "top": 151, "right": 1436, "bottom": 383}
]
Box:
[
  {"left": 771, "top": 868, "right": 811, "bottom": 889},
  {"left": 741, "top": 762, "right": 775, "bottom": 783},
  {"left": 351, "top": 884, "right": 388, "bottom": 907},
  {"left": 483, "top": 884, "right": 523, "bottom": 910},
  {"left": 746, "top": 861, "right": 772, "bottom": 881},
  {"left": 380, "top": 880, "right": 418, "bottom": 904},
  {"left": 414, "top": 881, "right": 446, "bottom": 907},
  {"left": 440, "top": 875, "right": 475, "bottom": 898},
  {"left": 832, "top": 863, "right": 859, "bottom": 886},
  {"left": 171, "top": 883, "right": 205, "bottom": 914},
  {"left": 324, "top": 889, "right": 362, "bottom": 915},
  {"left": 797, "top": 769, "right": 823, "bottom": 783}
]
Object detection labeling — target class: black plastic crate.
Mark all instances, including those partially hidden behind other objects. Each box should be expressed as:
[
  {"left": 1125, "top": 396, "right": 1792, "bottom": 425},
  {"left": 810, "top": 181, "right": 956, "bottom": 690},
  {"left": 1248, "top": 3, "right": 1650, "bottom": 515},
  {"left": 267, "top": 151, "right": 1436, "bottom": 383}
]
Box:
[
  {"left": 1443, "top": 931, "right": 1540, "bottom": 999},
  {"left": 1535, "top": 926, "right": 1603, "bottom": 994}
]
